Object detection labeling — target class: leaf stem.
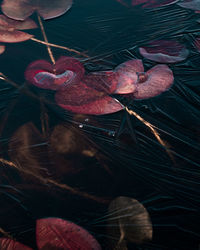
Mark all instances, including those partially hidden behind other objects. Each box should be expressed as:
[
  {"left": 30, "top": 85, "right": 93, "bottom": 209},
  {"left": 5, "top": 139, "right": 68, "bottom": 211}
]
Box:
[
  {"left": 37, "top": 14, "right": 56, "bottom": 65},
  {"left": 31, "top": 37, "right": 89, "bottom": 58}
]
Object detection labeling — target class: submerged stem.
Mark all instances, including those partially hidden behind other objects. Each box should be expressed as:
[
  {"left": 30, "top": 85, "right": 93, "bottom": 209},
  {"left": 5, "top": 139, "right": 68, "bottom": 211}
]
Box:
[{"left": 37, "top": 14, "right": 55, "bottom": 65}]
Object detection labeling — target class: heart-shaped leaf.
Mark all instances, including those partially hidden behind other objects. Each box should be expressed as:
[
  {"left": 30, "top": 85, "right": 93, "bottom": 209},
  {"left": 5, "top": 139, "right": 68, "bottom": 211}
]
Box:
[
  {"left": 25, "top": 57, "right": 84, "bottom": 90},
  {"left": 139, "top": 40, "right": 189, "bottom": 63},
  {"left": 2, "top": 0, "right": 73, "bottom": 21},
  {"left": 132, "top": 64, "right": 174, "bottom": 99},
  {"left": 0, "top": 238, "right": 33, "bottom": 250},
  {"left": 36, "top": 218, "right": 102, "bottom": 250}
]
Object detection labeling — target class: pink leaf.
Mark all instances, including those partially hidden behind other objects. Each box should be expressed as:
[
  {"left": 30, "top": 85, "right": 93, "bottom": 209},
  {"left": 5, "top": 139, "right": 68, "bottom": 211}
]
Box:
[
  {"left": 1, "top": 0, "right": 73, "bottom": 21},
  {"left": 131, "top": 0, "right": 179, "bottom": 8},
  {"left": 0, "top": 15, "right": 37, "bottom": 43},
  {"left": 25, "top": 57, "right": 84, "bottom": 90},
  {"left": 132, "top": 64, "right": 174, "bottom": 99},
  {"left": 0, "top": 29, "right": 33, "bottom": 43},
  {"left": 177, "top": 0, "right": 200, "bottom": 11},
  {"left": 0, "top": 238, "right": 33, "bottom": 250},
  {"left": 114, "top": 59, "right": 144, "bottom": 94},
  {"left": 139, "top": 40, "right": 189, "bottom": 63},
  {"left": 116, "top": 0, "right": 179, "bottom": 8},
  {"left": 36, "top": 218, "right": 102, "bottom": 250}
]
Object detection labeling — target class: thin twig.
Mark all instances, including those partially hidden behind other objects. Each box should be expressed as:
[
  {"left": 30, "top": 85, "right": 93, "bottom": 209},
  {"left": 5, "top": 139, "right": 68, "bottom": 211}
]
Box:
[{"left": 31, "top": 37, "right": 89, "bottom": 58}]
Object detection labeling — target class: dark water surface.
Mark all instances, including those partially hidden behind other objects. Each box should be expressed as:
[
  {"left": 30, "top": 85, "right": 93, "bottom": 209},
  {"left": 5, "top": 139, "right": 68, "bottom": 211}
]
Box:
[{"left": 0, "top": 0, "right": 200, "bottom": 249}]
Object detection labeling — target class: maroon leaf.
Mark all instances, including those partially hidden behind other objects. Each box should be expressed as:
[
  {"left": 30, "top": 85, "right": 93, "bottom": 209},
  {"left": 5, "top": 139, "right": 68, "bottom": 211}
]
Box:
[
  {"left": 0, "top": 238, "right": 32, "bottom": 250},
  {"left": 132, "top": 64, "right": 174, "bottom": 99},
  {"left": 2, "top": 0, "right": 73, "bottom": 21},
  {"left": 177, "top": 0, "right": 200, "bottom": 11},
  {"left": 36, "top": 218, "right": 102, "bottom": 250},
  {"left": 25, "top": 57, "right": 84, "bottom": 90},
  {"left": 139, "top": 40, "right": 189, "bottom": 63},
  {"left": 55, "top": 78, "right": 124, "bottom": 115}
]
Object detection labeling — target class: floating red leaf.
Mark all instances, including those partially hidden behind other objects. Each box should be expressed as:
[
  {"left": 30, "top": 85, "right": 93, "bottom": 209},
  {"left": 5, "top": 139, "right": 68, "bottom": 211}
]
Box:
[
  {"left": 25, "top": 56, "right": 84, "bottom": 90},
  {"left": 132, "top": 64, "right": 174, "bottom": 99},
  {"left": 1, "top": 0, "right": 73, "bottom": 21},
  {"left": 36, "top": 218, "right": 102, "bottom": 250},
  {"left": 177, "top": 0, "right": 200, "bottom": 11},
  {"left": 55, "top": 78, "right": 124, "bottom": 115},
  {"left": 139, "top": 40, "right": 189, "bottom": 63},
  {"left": 0, "top": 238, "right": 33, "bottom": 250}
]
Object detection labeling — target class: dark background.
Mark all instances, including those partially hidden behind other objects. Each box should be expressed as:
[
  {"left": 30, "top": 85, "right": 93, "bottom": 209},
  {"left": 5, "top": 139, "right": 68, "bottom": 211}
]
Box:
[{"left": 0, "top": 0, "right": 200, "bottom": 249}]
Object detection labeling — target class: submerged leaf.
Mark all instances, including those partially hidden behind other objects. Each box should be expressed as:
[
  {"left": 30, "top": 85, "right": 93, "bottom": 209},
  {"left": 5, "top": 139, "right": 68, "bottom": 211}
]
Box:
[
  {"left": 2, "top": 0, "right": 73, "bottom": 20},
  {"left": 36, "top": 218, "right": 102, "bottom": 250},
  {"left": 107, "top": 196, "right": 153, "bottom": 249}
]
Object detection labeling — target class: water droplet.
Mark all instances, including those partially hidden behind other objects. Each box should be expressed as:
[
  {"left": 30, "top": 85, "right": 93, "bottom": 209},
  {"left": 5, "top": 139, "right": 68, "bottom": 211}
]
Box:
[
  {"left": 79, "top": 124, "right": 84, "bottom": 128},
  {"left": 108, "top": 131, "right": 115, "bottom": 137},
  {"left": 85, "top": 118, "right": 89, "bottom": 122}
]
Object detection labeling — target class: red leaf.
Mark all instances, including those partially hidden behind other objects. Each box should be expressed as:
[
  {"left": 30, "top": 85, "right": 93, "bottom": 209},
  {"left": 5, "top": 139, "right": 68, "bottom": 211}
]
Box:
[
  {"left": 36, "top": 218, "right": 102, "bottom": 250},
  {"left": 132, "top": 64, "right": 174, "bottom": 99},
  {"left": 139, "top": 40, "right": 189, "bottom": 63},
  {"left": 2, "top": 0, "right": 73, "bottom": 20},
  {"left": 0, "top": 238, "right": 33, "bottom": 250},
  {"left": 55, "top": 78, "right": 124, "bottom": 115},
  {"left": 25, "top": 57, "right": 84, "bottom": 90}
]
